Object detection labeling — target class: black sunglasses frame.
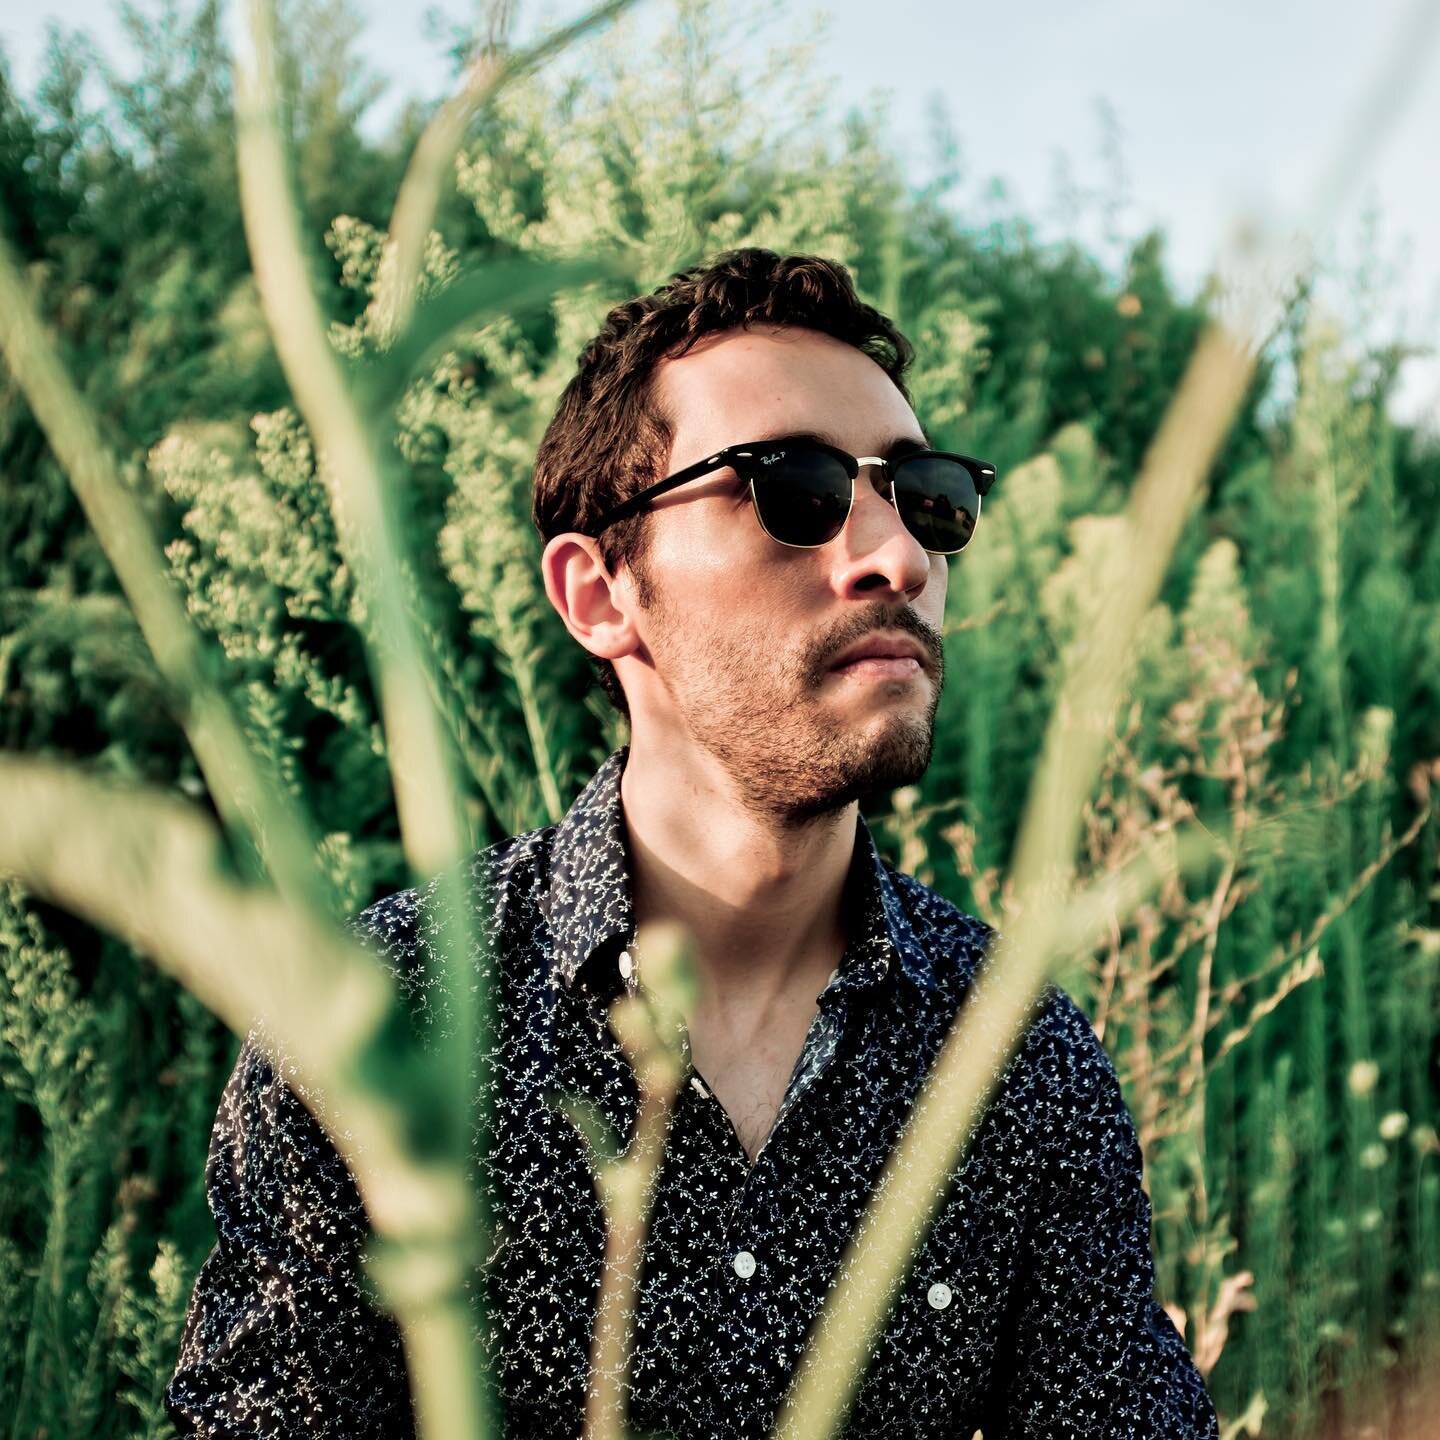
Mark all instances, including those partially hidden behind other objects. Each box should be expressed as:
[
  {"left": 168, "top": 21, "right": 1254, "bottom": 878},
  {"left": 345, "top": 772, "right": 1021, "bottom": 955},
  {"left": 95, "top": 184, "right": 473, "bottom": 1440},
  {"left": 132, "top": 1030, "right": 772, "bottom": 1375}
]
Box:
[{"left": 590, "top": 438, "right": 999, "bottom": 556}]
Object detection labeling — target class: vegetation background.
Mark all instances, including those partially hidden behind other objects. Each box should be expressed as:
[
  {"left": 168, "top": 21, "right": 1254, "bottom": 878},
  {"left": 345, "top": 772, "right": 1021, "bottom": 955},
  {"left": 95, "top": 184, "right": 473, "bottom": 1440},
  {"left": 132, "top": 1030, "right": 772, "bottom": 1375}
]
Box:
[{"left": 2, "top": 0, "right": 1438, "bottom": 1435}]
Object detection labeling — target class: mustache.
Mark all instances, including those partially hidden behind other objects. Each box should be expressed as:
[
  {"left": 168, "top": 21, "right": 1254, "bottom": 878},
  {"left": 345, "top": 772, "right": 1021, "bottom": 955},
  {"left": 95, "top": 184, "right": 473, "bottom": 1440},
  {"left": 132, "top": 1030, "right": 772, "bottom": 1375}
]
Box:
[{"left": 814, "top": 606, "right": 944, "bottom": 675}]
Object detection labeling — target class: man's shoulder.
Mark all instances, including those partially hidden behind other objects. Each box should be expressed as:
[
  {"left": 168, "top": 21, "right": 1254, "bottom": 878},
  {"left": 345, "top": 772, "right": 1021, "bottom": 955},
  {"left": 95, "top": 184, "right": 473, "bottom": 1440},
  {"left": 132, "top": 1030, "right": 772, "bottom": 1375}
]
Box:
[
  {"left": 878, "top": 861, "right": 997, "bottom": 996},
  {"left": 348, "top": 821, "right": 558, "bottom": 982}
]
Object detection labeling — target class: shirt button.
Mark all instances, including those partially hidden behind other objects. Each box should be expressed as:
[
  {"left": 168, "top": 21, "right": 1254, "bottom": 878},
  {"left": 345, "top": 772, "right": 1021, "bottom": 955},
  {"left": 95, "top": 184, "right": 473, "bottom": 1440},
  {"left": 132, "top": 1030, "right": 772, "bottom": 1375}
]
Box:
[
  {"left": 618, "top": 950, "right": 634, "bottom": 980},
  {"left": 690, "top": 1076, "right": 709, "bottom": 1098},
  {"left": 927, "top": 1282, "right": 952, "bottom": 1310},
  {"left": 732, "top": 1250, "right": 757, "bottom": 1279}
]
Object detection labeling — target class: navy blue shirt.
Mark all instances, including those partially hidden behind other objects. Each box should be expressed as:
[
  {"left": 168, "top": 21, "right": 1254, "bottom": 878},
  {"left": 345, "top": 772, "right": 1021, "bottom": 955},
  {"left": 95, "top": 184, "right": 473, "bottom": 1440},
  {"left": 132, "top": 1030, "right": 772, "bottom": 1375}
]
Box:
[{"left": 167, "top": 746, "right": 1217, "bottom": 1438}]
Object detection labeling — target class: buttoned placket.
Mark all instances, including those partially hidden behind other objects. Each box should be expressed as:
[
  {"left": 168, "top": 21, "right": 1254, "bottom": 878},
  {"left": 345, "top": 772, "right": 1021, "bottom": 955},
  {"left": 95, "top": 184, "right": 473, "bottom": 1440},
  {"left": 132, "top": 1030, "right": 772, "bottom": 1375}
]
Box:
[
  {"left": 566, "top": 894, "right": 936, "bottom": 1434},
  {"left": 690, "top": 971, "right": 869, "bottom": 1421}
]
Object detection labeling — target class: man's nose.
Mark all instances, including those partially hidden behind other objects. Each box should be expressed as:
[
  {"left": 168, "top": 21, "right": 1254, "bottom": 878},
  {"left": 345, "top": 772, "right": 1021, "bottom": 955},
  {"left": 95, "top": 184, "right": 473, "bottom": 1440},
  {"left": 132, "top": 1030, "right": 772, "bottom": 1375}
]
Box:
[{"left": 830, "top": 461, "right": 933, "bottom": 598}]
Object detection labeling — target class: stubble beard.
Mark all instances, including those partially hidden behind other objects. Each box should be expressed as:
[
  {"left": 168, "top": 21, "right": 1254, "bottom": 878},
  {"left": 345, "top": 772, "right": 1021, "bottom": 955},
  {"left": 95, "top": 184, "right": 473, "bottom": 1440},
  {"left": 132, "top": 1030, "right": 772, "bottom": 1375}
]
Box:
[{"left": 649, "top": 598, "right": 945, "bottom": 829}]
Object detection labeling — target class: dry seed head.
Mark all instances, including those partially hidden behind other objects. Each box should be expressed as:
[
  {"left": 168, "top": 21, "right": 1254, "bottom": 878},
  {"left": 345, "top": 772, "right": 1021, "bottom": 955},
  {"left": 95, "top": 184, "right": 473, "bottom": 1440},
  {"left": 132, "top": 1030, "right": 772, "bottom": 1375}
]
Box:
[
  {"left": 607, "top": 993, "right": 653, "bottom": 1062},
  {"left": 632, "top": 920, "right": 697, "bottom": 1016}
]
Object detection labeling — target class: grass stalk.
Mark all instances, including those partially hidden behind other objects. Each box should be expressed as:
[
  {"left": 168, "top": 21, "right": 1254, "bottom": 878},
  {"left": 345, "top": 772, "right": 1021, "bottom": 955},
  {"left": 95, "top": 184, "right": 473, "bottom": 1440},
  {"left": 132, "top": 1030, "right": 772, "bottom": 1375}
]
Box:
[
  {"left": 234, "top": 9, "right": 491, "bottom": 1429},
  {"left": 499, "top": 611, "right": 566, "bottom": 824},
  {"left": 0, "top": 234, "right": 332, "bottom": 924},
  {"left": 583, "top": 922, "right": 693, "bottom": 1440},
  {"left": 235, "top": 0, "right": 474, "bottom": 893},
  {"left": 369, "top": 0, "right": 641, "bottom": 347},
  {"left": 0, "top": 757, "right": 487, "bottom": 1435}
]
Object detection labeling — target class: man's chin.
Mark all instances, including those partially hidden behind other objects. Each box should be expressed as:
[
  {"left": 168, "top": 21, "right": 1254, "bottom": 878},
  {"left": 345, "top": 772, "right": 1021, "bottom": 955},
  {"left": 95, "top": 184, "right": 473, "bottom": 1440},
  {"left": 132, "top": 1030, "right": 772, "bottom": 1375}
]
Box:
[
  {"left": 820, "top": 716, "right": 935, "bottom": 814},
  {"left": 783, "top": 717, "right": 938, "bottom": 823}
]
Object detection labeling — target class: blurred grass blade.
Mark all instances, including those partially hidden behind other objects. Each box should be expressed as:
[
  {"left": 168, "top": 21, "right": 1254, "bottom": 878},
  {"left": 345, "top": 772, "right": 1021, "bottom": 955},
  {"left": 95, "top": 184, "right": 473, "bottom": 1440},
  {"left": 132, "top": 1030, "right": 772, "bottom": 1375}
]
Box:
[
  {"left": 233, "top": 3, "right": 523, "bottom": 1434},
  {"left": 362, "top": 254, "right": 625, "bottom": 410},
  {"left": 1302, "top": 0, "right": 1440, "bottom": 233},
  {"left": 0, "top": 754, "right": 470, "bottom": 1244},
  {"left": 0, "top": 232, "right": 332, "bottom": 922},
  {"left": 234, "top": 0, "right": 483, "bottom": 1201},
  {"left": 370, "top": 0, "right": 642, "bottom": 347},
  {"left": 584, "top": 921, "right": 693, "bottom": 1440},
  {"left": 0, "top": 753, "right": 486, "bottom": 1439},
  {"left": 235, "top": 0, "right": 472, "bottom": 893}
]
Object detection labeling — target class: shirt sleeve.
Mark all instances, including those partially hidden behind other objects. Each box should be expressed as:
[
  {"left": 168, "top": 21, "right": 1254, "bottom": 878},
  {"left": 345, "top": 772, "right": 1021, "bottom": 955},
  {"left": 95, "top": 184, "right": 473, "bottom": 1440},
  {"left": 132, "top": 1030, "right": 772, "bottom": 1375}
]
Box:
[
  {"left": 999, "top": 994, "right": 1219, "bottom": 1439},
  {"left": 163, "top": 1032, "right": 416, "bottom": 1437}
]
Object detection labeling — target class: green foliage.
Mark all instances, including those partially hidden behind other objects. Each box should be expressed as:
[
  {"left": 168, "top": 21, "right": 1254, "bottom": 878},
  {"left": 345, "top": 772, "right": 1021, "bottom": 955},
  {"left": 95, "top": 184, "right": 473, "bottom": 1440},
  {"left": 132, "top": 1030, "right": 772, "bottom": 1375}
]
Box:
[
  {"left": 2, "top": 0, "right": 1439, "bottom": 1436},
  {"left": 0, "top": 878, "right": 222, "bottom": 1437}
]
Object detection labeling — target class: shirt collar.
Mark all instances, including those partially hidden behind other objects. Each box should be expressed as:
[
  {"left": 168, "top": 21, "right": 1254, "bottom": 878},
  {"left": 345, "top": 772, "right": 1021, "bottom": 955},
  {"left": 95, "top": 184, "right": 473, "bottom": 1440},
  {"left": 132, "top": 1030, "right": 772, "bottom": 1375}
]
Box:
[
  {"left": 541, "top": 746, "right": 635, "bottom": 993},
  {"left": 846, "top": 818, "right": 941, "bottom": 998},
  {"left": 540, "top": 745, "right": 939, "bottom": 999}
]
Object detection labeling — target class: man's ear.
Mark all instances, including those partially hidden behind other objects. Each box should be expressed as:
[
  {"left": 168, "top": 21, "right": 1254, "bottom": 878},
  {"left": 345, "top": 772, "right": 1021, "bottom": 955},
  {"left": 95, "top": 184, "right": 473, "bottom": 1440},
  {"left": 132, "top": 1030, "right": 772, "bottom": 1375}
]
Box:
[{"left": 540, "top": 534, "right": 639, "bottom": 663}]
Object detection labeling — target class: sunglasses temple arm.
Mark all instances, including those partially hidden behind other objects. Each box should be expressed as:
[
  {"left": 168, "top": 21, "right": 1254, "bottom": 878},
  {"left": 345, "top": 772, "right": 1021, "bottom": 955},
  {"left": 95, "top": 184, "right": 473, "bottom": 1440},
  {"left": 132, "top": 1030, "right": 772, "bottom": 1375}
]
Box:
[{"left": 592, "top": 453, "right": 730, "bottom": 533}]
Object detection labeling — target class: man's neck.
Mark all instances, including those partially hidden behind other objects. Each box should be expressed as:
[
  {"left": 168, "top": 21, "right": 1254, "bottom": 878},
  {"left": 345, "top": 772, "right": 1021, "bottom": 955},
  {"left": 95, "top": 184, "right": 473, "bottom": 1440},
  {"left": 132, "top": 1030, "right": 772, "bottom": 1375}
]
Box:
[{"left": 618, "top": 734, "right": 856, "bottom": 1034}]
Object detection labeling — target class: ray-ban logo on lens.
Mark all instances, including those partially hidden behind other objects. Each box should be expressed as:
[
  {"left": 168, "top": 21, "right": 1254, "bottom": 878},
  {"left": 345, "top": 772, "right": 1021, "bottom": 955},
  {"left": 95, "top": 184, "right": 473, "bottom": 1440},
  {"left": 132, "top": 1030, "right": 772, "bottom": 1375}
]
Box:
[{"left": 761, "top": 452, "right": 785, "bottom": 465}]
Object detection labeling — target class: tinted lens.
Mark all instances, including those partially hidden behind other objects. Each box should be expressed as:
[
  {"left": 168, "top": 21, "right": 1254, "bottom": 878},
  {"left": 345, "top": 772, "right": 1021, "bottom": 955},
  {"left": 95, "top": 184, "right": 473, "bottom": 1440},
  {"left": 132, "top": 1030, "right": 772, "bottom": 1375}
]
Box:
[
  {"left": 749, "top": 447, "right": 853, "bottom": 546},
  {"left": 892, "top": 455, "right": 980, "bottom": 553}
]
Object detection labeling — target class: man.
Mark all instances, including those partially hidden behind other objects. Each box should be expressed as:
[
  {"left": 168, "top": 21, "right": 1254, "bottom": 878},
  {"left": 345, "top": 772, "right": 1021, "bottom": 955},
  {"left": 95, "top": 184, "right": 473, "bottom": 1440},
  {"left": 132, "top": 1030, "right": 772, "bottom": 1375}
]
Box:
[{"left": 167, "top": 249, "right": 1218, "bottom": 1437}]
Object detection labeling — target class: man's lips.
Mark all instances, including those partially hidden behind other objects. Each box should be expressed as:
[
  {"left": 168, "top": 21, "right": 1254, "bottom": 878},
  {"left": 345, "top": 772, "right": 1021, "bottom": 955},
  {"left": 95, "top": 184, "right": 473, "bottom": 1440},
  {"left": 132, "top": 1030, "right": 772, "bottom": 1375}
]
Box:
[{"left": 828, "top": 630, "right": 931, "bottom": 672}]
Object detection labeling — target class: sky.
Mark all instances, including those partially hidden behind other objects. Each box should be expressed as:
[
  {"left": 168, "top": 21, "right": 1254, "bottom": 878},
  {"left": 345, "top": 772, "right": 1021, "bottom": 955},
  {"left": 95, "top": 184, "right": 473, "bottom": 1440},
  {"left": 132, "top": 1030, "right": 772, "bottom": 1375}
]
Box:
[{"left": 5, "top": 0, "right": 1439, "bottom": 425}]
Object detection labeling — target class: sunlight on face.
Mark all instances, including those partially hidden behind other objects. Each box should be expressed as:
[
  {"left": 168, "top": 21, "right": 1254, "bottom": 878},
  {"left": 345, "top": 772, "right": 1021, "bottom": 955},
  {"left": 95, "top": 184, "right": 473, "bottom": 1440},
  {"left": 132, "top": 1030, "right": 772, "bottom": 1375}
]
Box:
[{"left": 623, "top": 325, "right": 950, "bottom": 825}]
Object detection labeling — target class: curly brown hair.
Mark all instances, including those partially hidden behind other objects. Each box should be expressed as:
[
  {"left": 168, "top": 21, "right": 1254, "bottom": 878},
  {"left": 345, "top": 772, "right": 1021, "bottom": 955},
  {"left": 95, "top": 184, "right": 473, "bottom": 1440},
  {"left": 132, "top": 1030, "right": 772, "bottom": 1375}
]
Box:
[{"left": 532, "top": 247, "right": 915, "bottom": 717}]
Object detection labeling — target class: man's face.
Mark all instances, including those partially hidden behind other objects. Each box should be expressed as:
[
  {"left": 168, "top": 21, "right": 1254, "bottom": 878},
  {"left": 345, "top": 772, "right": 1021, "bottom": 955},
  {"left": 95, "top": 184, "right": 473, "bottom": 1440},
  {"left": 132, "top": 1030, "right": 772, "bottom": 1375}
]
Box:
[{"left": 620, "top": 323, "right": 949, "bottom": 825}]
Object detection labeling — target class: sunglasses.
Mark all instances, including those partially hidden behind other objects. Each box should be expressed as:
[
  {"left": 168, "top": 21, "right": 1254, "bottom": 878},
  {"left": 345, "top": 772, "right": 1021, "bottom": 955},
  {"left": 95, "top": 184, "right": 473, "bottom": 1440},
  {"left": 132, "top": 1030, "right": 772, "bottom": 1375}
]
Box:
[{"left": 591, "top": 436, "right": 999, "bottom": 555}]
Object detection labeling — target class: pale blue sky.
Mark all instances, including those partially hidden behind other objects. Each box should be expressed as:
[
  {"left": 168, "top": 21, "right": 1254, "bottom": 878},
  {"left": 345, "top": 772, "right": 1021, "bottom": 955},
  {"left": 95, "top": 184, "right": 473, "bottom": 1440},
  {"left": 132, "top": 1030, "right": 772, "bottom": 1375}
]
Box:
[{"left": 5, "top": 0, "right": 1439, "bottom": 424}]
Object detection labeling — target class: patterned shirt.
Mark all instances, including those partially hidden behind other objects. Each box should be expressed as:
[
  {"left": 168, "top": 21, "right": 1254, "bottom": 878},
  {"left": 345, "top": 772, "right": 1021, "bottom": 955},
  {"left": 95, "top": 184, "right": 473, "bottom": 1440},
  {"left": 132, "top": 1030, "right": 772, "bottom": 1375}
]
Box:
[{"left": 166, "top": 745, "right": 1218, "bottom": 1439}]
